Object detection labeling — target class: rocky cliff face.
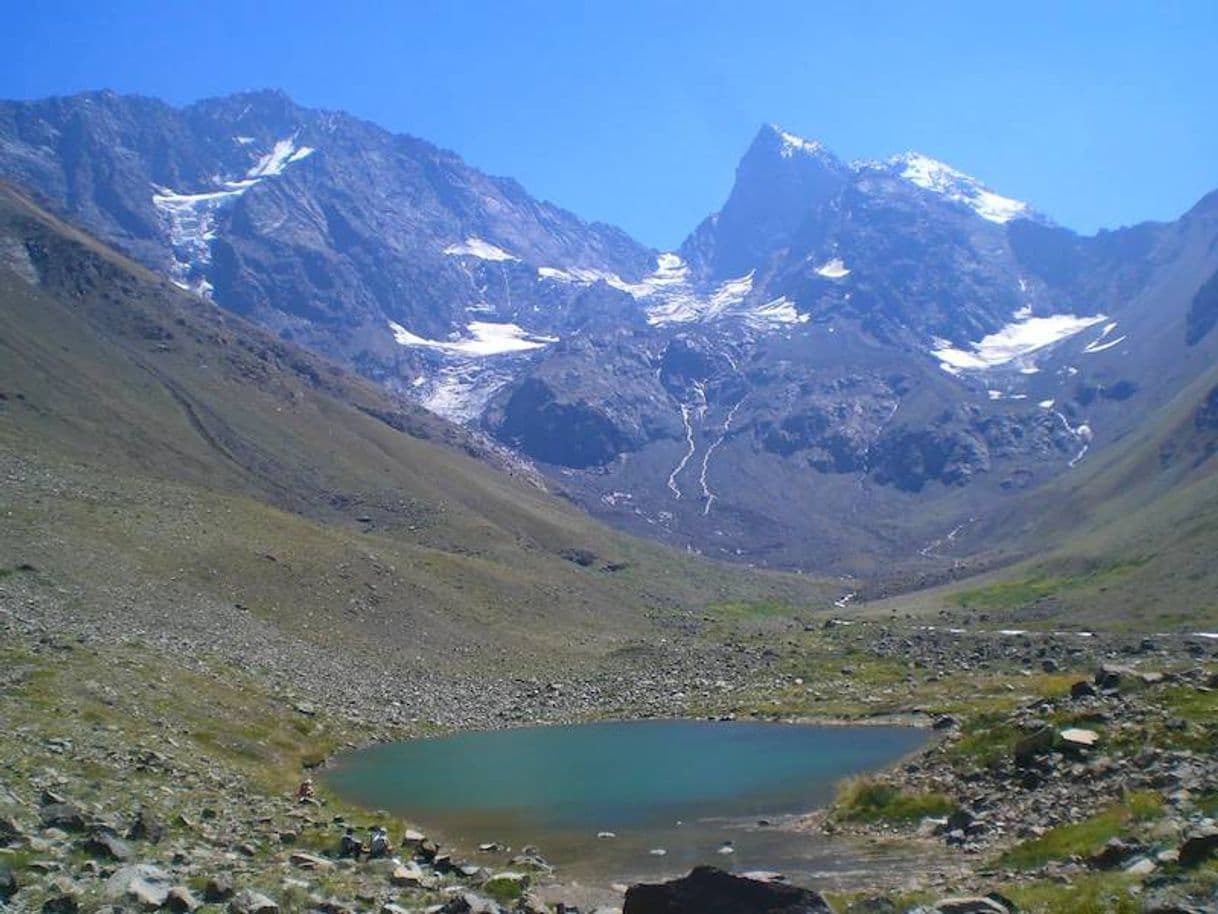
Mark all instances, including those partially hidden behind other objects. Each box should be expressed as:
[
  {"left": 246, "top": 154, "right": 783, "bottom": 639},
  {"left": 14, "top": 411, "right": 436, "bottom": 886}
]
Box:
[{"left": 4, "top": 93, "right": 1218, "bottom": 576}]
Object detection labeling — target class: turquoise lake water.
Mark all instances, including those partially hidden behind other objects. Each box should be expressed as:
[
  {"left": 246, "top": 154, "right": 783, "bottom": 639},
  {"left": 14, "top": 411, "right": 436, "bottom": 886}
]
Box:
[{"left": 324, "top": 719, "right": 928, "bottom": 885}]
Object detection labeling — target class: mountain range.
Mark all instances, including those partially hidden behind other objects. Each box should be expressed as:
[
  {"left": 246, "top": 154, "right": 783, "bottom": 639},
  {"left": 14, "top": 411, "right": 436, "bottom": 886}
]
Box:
[{"left": 3, "top": 88, "right": 1217, "bottom": 589}]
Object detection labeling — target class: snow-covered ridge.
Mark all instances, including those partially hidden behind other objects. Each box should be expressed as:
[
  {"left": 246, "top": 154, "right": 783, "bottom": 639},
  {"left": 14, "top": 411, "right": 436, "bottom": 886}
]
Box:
[
  {"left": 884, "top": 152, "right": 1031, "bottom": 224},
  {"left": 152, "top": 135, "right": 314, "bottom": 296},
  {"left": 388, "top": 320, "right": 556, "bottom": 356},
  {"left": 933, "top": 311, "right": 1107, "bottom": 374},
  {"left": 443, "top": 238, "right": 518, "bottom": 262}
]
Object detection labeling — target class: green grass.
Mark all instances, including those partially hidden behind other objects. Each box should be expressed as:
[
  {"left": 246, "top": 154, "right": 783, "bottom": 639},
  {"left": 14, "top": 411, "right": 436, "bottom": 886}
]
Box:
[
  {"left": 950, "top": 558, "right": 1151, "bottom": 612},
  {"left": 706, "top": 599, "right": 804, "bottom": 621},
  {"left": 1000, "top": 792, "right": 1164, "bottom": 870},
  {"left": 834, "top": 776, "right": 957, "bottom": 824},
  {"left": 1004, "top": 874, "right": 1141, "bottom": 914}
]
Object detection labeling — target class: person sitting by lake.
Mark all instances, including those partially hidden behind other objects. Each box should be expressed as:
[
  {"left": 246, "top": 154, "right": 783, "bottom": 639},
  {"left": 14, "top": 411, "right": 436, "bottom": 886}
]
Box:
[
  {"left": 367, "top": 826, "right": 393, "bottom": 859},
  {"left": 295, "top": 778, "right": 316, "bottom": 803},
  {"left": 338, "top": 826, "right": 363, "bottom": 858}
]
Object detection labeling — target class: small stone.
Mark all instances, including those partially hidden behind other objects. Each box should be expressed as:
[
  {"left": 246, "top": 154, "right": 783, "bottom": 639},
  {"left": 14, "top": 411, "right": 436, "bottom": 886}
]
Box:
[
  {"left": 931, "top": 898, "right": 1010, "bottom": 914},
  {"left": 229, "top": 889, "right": 279, "bottom": 914},
  {"left": 288, "top": 851, "right": 334, "bottom": 871},
  {"left": 1123, "top": 856, "right": 1157, "bottom": 876}
]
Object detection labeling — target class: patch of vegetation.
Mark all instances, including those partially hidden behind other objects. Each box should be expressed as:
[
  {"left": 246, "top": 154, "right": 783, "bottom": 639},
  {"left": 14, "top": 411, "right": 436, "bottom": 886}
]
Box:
[
  {"left": 946, "top": 711, "right": 1022, "bottom": 769},
  {"left": 1000, "top": 792, "right": 1164, "bottom": 870},
  {"left": 950, "top": 558, "right": 1150, "bottom": 612},
  {"left": 834, "top": 776, "right": 956, "bottom": 824},
  {"left": 706, "top": 599, "right": 803, "bottom": 621},
  {"left": 1004, "top": 874, "right": 1141, "bottom": 914}
]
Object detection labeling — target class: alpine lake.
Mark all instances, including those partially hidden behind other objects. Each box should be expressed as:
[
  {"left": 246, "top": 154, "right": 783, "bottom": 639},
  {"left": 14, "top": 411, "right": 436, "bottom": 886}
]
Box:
[{"left": 324, "top": 719, "right": 929, "bottom": 887}]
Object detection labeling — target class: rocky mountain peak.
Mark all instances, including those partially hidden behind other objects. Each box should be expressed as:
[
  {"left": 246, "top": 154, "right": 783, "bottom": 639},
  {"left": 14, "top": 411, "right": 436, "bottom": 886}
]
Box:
[{"left": 681, "top": 125, "right": 850, "bottom": 280}]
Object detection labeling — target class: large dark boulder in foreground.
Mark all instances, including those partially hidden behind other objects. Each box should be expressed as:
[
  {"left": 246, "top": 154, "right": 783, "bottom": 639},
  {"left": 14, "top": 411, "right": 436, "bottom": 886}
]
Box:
[{"left": 622, "top": 866, "right": 833, "bottom": 914}]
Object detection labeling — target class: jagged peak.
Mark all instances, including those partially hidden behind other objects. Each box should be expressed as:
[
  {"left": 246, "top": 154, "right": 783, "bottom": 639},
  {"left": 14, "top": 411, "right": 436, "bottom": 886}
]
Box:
[{"left": 747, "top": 124, "right": 846, "bottom": 175}]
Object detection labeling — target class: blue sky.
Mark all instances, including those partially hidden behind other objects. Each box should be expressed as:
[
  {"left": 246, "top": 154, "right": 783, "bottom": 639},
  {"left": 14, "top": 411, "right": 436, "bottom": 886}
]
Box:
[{"left": 3, "top": 1, "right": 1215, "bottom": 249}]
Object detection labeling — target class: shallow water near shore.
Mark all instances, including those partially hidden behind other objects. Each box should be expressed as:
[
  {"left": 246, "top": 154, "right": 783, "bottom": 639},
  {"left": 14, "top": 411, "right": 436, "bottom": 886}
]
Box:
[{"left": 325, "top": 719, "right": 929, "bottom": 886}]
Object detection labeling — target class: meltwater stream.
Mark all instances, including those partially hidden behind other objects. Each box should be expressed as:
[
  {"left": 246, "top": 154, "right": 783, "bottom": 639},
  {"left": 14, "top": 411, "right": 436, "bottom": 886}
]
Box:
[{"left": 325, "top": 719, "right": 928, "bottom": 887}]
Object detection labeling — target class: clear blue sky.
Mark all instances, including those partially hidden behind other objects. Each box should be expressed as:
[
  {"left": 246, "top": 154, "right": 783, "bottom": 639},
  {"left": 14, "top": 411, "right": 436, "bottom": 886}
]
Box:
[{"left": 3, "top": 1, "right": 1215, "bottom": 249}]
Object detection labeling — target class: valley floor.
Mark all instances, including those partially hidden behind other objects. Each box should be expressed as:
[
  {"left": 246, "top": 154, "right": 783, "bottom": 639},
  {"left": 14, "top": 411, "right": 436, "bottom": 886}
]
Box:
[{"left": 2, "top": 569, "right": 1217, "bottom": 913}]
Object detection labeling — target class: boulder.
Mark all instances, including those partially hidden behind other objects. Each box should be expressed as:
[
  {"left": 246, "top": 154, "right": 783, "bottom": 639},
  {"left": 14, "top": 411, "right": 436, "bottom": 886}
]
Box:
[
  {"left": 288, "top": 851, "right": 334, "bottom": 871},
  {"left": 1059, "top": 727, "right": 1099, "bottom": 751},
  {"left": 930, "top": 899, "right": 1010, "bottom": 914},
  {"left": 1013, "top": 727, "right": 1055, "bottom": 766},
  {"left": 82, "top": 832, "right": 136, "bottom": 862},
  {"left": 105, "top": 864, "right": 173, "bottom": 909},
  {"left": 622, "top": 866, "right": 834, "bottom": 914},
  {"left": 166, "top": 886, "right": 202, "bottom": 913},
  {"left": 41, "top": 894, "right": 79, "bottom": 914},
  {"left": 401, "top": 828, "right": 426, "bottom": 847},
  {"left": 0, "top": 815, "right": 23, "bottom": 844},
  {"left": 0, "top": 867, "right": 18, "bottom": 902},
  {"left": 39, "top": 804, "right": 87, "bottom": 833},
  {"left": 390, "top": 862, "right": 427, "bottom": 887},
  {"left": 127, "top": 809, "right": 165, "bottom": 844},
  {"left": 1089, "top": 837, "right": 1142, "bottom": 870},
  {"left": 1095, "top": 664, "right": 1134, "bottom": 690},
  {"left": 1177, "top": 827, "right": 1218, "bottom": 867},
  {"left": 204, "top": 874, "right": 236, "bottom": 902},
  {"left": 229, "top": 889, "right": 279, "bottom": 914},
  {"left": 1069, "top": 680, "right": 1097, "bottom": 699}
]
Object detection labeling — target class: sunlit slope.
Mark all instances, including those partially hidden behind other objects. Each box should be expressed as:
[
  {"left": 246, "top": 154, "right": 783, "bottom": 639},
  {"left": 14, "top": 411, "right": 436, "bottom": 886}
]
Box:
[
  {"left": 882, "top": 360, "right": 1218, "bottom": 628},
  {"left": 0, "top": 184, "right": 828, "bottom": 665}
]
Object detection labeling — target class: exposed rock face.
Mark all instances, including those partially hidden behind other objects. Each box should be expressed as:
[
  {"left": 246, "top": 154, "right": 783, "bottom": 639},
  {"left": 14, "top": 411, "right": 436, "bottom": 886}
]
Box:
[{"left": 622, "top": 866, "right": 834, "bottom": 914}]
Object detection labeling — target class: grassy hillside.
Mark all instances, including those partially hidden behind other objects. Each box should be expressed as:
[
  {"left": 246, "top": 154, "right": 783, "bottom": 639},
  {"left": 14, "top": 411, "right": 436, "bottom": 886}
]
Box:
[
  {"left": 0, "top": 183, "right": 829, "bottom": 670},
  {"left": 867, "top": 358, "right": 1218, "bottom": 628}
]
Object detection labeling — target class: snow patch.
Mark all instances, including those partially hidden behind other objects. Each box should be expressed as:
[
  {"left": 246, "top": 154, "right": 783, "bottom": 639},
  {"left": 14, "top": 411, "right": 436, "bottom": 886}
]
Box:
[
  {"left": 1083, "top": 321, "right": 1126, "bottom": 354},
  {"left": 775, "top": 127, "right": 824, "bottom": 159},
  {"left": 412, "top": 363, "right": 518, "bottom": 424},
  {"left": 537, "top": 252, "right": 805, "bottom": 330},
  {"left": 815, "top": 258, "right": 850, "bottom": 279},
  {"left": 444, "top": 238, "right": 519, "bottom": 262},
  {"left": 152, "top": 135, "right": 315, "bottom": 296},
  {"left": 890, "top": 152, "right": 1030, "bottom": 224},
  {"left": 934, "top": 312, "right": 1107, "bottom": 374},
  {"left": 388, "top": 320, "right": 555, "bottom": 356}
]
